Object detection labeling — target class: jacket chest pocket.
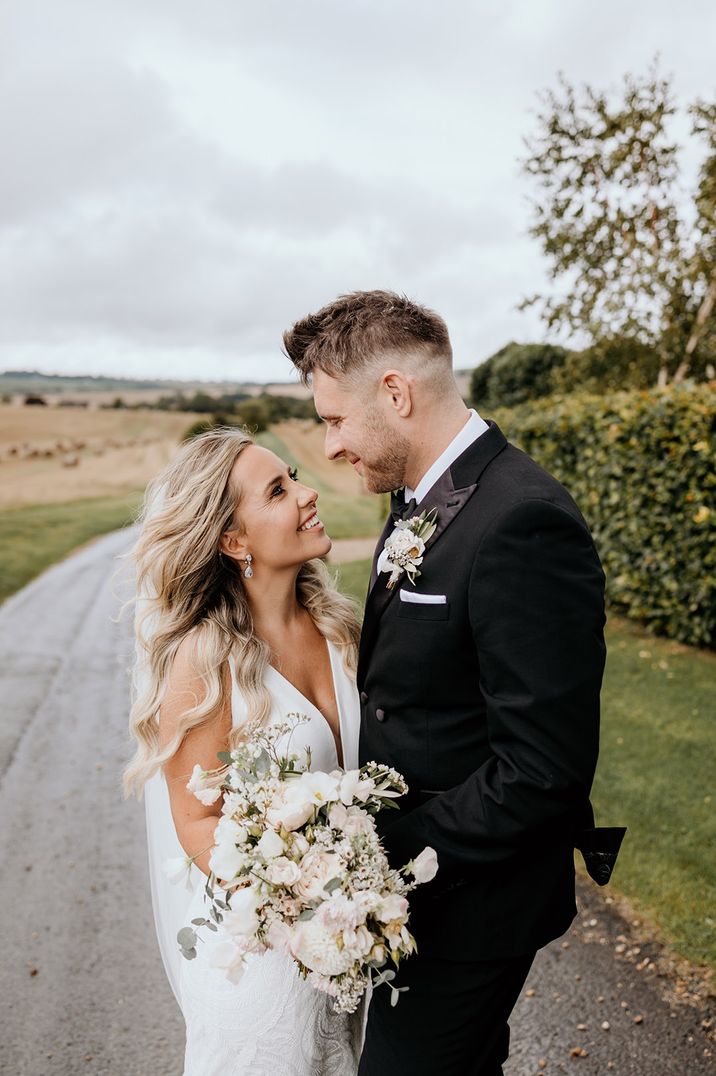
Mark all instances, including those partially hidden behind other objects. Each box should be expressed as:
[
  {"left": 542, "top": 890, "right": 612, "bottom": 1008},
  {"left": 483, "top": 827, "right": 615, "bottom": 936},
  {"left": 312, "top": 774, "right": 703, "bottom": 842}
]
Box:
[{"left": 397, "top": 600, "right": 450, "bottom": 622}]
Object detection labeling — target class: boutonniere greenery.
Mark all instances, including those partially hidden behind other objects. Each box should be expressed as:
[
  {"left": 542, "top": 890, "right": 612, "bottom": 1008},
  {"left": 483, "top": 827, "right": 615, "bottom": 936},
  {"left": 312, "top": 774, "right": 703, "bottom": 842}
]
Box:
[{"left": 377, "top": 508, "right": 438, "bottom": 590}]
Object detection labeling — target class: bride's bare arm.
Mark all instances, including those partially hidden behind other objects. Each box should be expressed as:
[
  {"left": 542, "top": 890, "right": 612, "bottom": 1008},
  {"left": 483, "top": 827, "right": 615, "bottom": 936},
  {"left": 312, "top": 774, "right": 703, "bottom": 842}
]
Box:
[{"left": 159, "top": 637, "right": 232, "bottom": 877}]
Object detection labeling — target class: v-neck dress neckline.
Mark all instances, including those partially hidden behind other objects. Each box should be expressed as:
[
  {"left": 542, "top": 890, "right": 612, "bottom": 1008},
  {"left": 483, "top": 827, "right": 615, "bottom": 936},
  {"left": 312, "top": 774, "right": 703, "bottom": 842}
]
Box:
[{"left": 229, "top": 638, "right": 359, "bottom": 772}]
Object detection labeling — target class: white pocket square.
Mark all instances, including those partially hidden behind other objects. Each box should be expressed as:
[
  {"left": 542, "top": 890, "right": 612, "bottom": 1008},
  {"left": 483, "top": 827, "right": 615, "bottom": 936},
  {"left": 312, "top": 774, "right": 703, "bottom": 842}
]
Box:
[{"left": 399, "top": 590, "right": 447, "bottom": 605}]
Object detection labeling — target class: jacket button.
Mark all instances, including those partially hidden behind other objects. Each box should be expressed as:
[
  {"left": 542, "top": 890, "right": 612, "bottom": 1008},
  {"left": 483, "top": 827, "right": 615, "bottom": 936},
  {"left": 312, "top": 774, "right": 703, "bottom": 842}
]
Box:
[
  {"left": 360, "top": 691, "right": 368, "bottom": 703},
  {"left": 375, "top": 708, "right": 386, "bottom": 722}
]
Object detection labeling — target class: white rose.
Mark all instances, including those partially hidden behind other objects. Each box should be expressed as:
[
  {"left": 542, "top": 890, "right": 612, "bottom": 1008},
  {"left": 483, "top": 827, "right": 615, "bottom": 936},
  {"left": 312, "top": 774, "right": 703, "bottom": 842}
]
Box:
[
  {"left": 256, "top": 829, "right": 286, "bottom": 860},
  {"left": 265, "top": 856, "right": 302, "bottom": 887},
  {"left": 293, "top": 851, "right": 341, "bottom": 901},
  {"left": 222, "top": 885, "right": 262, "bottom": 937},
  {"left": 409, "top": 846, "right": 439, "bottom": 884}
]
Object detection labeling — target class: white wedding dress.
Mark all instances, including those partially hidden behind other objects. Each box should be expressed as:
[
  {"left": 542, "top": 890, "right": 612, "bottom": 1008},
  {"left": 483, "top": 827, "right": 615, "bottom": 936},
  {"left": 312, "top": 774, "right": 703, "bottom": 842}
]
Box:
[{"left": 143, "top": 639, "right": 366, "bottom": 1076}]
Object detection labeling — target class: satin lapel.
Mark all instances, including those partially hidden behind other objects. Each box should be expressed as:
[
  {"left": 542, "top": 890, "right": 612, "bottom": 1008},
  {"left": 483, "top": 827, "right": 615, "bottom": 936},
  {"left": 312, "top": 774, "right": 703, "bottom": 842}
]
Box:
[{"left": 357, "top": 420, "right": 508, "bottom": 685}]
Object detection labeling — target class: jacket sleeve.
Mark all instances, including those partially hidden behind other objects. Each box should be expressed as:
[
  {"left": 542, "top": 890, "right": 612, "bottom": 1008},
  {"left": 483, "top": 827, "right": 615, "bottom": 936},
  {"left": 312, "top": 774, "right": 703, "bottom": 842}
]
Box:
[{"left": 379, "top": 496, "right": 606, "bottom": 877}]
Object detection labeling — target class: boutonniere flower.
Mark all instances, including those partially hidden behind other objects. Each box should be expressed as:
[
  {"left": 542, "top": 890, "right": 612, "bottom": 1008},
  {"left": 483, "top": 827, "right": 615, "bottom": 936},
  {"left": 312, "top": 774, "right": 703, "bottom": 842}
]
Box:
[{"left": 376, "top": 508, "right": 438, "bottom": 590}]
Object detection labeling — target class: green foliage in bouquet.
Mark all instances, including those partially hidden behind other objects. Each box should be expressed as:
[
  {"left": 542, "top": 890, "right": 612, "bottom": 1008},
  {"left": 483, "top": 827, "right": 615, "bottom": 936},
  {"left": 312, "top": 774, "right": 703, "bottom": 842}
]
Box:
[{"left": 491, "top": 383, "right": 716, "bottom": 647}]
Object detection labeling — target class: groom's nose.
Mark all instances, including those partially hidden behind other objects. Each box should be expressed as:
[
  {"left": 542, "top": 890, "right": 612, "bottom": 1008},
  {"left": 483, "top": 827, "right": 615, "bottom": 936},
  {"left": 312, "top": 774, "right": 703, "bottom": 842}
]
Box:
[{"left": 324, "top": 424, "right": 344, "bottom": 461}]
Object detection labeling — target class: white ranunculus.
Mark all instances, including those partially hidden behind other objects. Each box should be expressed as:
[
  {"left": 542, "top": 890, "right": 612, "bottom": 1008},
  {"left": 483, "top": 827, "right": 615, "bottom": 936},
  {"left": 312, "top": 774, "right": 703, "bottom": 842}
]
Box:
[
  {"left": 374, "top": 893, "right": 409, "bottom": 924},
  {"left": 409, "top": 846, "right": 439, "bottom": 884},
  {"left": 289, "top": 919, "right": 355, "bottom": 976},
  {"left": 265, "top": 856, "right": 302, "bottom": 887},
  {"left": 293, "top": 850, "right": 341, "bottom": 901},
  {"left": 208, "top": 840, "right": 248, "bottom": 882},
  {"left": 222, "top": 885, "right": 262, "bottom": 937},
  {"left": 162, "top": 855, "right": 194, "bottom": 889},
  {"left": 256, "top": 828, "right": 286, "bottom": 860}
]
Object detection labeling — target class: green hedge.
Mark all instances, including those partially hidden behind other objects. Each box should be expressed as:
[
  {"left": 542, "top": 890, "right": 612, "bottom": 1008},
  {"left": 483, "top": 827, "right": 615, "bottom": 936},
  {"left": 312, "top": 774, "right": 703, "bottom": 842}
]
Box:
[{"left": 491, "top": 384, "right": 716, "bottom": 647}]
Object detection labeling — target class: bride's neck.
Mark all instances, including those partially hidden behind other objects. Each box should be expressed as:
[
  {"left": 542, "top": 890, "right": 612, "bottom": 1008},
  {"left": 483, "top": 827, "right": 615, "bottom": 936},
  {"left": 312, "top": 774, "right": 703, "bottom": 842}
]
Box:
[{"left": 244, "top": 567, "right": 306, "bottom": 639}]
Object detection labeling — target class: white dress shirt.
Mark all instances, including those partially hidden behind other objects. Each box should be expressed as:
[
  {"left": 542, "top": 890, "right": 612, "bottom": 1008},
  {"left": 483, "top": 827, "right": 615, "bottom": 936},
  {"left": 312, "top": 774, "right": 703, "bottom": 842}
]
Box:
[{"left": 404, "top": 408, "right": 489, "bottom": 503}]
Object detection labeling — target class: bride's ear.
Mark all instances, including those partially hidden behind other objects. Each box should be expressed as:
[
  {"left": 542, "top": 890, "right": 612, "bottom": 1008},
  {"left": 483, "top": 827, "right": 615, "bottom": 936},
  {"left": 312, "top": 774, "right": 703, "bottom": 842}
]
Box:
[{"left": 219, "top": 530, "right": 248, "bottom": 562}]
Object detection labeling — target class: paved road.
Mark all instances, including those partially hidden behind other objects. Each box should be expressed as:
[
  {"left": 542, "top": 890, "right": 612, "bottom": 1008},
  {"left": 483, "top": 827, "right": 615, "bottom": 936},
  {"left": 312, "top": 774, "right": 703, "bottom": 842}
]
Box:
[{"left": 0, "top": 531, "right": 712, "bottom": 1075}]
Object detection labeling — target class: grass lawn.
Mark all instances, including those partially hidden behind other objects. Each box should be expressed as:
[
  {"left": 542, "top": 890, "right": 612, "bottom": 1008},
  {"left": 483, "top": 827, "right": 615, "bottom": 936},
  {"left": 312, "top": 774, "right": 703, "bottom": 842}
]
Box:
[
  {"left": 334, "top": 556, "right": 716, "bottom": 974},
  {"left": 0, "top": 491, "right": 143, "bottom": 603}
]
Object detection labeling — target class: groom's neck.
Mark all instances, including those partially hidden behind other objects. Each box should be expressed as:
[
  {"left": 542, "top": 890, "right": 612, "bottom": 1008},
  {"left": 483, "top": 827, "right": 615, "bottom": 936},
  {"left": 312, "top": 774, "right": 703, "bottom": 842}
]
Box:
[{"left": 403, "top": 401, "right": 471, "bottom": 492}]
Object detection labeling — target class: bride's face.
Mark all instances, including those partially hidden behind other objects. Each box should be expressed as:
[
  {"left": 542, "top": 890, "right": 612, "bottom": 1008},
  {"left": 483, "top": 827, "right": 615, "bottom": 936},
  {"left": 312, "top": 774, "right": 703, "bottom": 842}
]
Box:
[{"left": 221, "top": 445, "right": 331, "bottom": 572}]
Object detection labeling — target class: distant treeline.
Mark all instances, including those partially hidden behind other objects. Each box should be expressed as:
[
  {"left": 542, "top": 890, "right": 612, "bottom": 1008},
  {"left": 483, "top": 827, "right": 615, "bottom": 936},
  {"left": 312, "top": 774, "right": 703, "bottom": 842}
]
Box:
[{"left": 470, "top": 338, "right": 716, "bottom": 411}]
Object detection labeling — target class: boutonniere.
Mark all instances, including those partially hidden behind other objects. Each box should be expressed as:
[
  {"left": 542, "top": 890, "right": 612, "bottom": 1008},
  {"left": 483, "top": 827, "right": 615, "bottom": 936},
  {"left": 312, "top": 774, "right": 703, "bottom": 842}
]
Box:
[{"left": 376, "top": 508, "right": 439, "bottom": 590}]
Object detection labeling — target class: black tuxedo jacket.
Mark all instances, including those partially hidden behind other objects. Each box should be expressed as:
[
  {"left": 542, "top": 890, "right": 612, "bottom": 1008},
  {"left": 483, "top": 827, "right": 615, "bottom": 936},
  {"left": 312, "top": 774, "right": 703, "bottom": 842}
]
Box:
[{"left": 358, "top": 420, "right": 621, "bottom": 961}]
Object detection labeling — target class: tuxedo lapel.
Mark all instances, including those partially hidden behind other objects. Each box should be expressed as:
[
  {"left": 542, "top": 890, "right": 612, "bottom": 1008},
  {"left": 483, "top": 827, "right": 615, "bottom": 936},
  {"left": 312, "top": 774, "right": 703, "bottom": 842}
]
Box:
[{"left": 358, "top": 420, "right": 508, "bottom": 683}]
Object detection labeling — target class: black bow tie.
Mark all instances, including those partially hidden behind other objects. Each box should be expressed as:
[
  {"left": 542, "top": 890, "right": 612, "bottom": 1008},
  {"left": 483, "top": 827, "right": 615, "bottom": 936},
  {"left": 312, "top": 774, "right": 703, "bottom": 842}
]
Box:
[{"left": 392, "top": 496, "right": 418, "bottom": 523}]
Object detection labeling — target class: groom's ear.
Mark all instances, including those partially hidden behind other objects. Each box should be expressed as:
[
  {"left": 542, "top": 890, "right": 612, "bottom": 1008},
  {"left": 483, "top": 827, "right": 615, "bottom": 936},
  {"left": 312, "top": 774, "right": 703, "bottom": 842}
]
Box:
[
  {"left": 381, "top": 370, "right": 413, "bottom": 418},
  {"left": 219, "top": 530, "right": 249, "bottom": 562}
]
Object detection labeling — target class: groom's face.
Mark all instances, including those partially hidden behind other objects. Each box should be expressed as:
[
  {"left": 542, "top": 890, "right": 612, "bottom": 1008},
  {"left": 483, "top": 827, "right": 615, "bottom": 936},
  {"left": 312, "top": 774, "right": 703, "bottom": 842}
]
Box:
[{"left": 312, "top": 369, "right": 410, "bottom": 493}]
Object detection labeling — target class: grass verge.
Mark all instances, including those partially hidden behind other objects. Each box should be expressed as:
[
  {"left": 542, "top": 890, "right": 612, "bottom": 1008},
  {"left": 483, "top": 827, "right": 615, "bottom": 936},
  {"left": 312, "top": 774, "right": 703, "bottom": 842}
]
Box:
[
  {"left": 0, "top": 491, "right": 143, "bottom": 603},
  {"left": 334, "top": 557, "right": 716, "bottom": 975}
]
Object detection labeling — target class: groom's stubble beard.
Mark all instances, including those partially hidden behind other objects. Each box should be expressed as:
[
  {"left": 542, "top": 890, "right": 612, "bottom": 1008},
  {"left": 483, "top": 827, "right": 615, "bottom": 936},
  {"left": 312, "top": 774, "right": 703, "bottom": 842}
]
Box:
[{"left": 358, "top": 405, "right": 410, "bottom": 494}]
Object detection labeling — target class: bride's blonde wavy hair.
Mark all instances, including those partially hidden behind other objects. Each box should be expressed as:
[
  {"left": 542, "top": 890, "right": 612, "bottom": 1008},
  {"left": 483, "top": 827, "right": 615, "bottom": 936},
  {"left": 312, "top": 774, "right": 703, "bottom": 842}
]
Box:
[{"left": 123, "top": 426, "right": 361, "bottom": 798}]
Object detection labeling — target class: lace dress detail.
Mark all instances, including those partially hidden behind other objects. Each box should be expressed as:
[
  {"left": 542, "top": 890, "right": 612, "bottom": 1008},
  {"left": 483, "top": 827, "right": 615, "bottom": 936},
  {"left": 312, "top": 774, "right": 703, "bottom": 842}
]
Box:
[{"left": 179, "top": 640, "right": 365, "bottom": 1076}]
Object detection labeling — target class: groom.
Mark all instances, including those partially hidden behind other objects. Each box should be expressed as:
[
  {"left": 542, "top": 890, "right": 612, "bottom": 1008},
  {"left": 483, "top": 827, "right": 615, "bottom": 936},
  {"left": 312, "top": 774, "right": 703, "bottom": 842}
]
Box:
[{"left": 284, "top": 291, "right": 624, "bottom": 1075}]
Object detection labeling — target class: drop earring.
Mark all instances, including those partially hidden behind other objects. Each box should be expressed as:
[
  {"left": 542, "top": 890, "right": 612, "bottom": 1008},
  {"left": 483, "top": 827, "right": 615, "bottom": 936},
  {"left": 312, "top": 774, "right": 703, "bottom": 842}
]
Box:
[{"left": 243, "top": 554, "right": 254, "bottom": 579}]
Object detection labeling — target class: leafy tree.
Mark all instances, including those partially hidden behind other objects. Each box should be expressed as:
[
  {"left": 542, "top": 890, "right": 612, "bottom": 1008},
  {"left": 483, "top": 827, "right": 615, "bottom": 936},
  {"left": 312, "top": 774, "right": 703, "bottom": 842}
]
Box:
[
  {"left": 470, "top": 342, "right": 568, "bottom": 408},
  {"left": 521, "top": 62, "right": 716, "bottom": 385}
]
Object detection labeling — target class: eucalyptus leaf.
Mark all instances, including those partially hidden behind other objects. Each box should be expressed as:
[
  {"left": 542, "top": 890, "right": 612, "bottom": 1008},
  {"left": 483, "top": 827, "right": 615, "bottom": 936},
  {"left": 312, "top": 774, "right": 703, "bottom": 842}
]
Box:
[
  {"left": 323, "top": 877, "right": 342, "bottom": 894},
  {"left": 177, "top": 927, "right": 197, "bottom": 949}
]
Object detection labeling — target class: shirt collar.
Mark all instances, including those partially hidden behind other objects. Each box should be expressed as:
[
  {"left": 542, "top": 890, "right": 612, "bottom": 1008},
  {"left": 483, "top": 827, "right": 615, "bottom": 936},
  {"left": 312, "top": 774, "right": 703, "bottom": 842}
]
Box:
[{"left": 405, "top": 408, "right": 489, "bottom": 503}]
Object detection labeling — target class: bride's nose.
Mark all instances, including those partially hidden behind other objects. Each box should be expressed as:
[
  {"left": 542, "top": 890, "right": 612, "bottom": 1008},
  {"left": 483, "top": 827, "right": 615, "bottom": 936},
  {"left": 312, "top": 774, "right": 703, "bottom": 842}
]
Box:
[{"left": 297, "top": 483, "right": 318, "bottom": 506}]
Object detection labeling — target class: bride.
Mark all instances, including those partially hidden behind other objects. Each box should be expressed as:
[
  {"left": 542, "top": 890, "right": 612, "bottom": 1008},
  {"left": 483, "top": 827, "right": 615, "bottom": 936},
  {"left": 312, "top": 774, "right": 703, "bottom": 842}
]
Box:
[{"left": 123, "top": 427, "right": 367, "bottom": 1075}]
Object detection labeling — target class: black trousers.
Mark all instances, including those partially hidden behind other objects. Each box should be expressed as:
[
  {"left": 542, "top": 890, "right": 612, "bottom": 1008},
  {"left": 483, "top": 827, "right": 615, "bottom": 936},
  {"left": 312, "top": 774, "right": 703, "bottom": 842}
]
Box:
[{"left": 358, "top": 950, "right": 535, "bottom": 1076}]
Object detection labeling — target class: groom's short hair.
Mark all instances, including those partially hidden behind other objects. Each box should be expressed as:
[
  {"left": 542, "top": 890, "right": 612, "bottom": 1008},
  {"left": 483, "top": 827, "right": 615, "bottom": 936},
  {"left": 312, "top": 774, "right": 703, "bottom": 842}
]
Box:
[{"left": 283, "top": 290, "right": 452, "bottom": 386}]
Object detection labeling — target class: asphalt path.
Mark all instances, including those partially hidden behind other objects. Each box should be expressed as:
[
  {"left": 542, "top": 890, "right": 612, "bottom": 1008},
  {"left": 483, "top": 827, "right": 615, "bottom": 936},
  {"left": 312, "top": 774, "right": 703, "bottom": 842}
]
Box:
[{"left": 0, "top": 530, "right": 712, "bottom": 1075}]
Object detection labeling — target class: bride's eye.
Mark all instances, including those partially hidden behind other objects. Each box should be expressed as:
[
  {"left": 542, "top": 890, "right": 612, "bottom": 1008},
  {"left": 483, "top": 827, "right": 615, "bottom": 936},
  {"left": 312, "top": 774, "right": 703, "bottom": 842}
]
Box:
[
  {"left": 270, "top": 468, "right": 299, "bottom": 498},
  {"left": 289, "top": 467, "right": 298, "bottom": 482}
]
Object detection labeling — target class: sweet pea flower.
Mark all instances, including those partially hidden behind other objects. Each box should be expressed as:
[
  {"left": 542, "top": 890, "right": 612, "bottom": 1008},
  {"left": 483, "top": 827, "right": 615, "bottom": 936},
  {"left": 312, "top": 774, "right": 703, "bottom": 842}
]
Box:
[
  {"left": 208, "top": 840, "right": 249, "bottom": 882},
  {"left": 409, "top": 846, "right": 439, "bottom": 884},
  {"left": 162, "top": 855, "right": 194, "bottom": 890},
  {"left": 186, "top": 764, "right": 222, "bottom": 805}
]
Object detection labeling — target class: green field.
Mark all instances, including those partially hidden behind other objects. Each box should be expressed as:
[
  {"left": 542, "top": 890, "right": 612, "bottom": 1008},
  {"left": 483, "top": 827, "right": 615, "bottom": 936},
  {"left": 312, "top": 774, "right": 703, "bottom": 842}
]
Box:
[{"left": 0, "top": 492, "right": 143, "bottom": 602}]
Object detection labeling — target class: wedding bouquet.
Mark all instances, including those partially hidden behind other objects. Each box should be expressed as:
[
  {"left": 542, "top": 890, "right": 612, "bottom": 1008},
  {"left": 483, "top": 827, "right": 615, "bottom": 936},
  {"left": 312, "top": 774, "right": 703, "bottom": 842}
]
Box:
[{"left": 173, "top": 714, "right": 438, "bottom": 1013}]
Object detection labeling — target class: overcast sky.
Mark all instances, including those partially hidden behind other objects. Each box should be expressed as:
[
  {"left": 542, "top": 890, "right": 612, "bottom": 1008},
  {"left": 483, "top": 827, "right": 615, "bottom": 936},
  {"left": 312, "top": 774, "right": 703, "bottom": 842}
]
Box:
[{"left": 2, "top": 0, "right": 715, "bottom": 383}]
